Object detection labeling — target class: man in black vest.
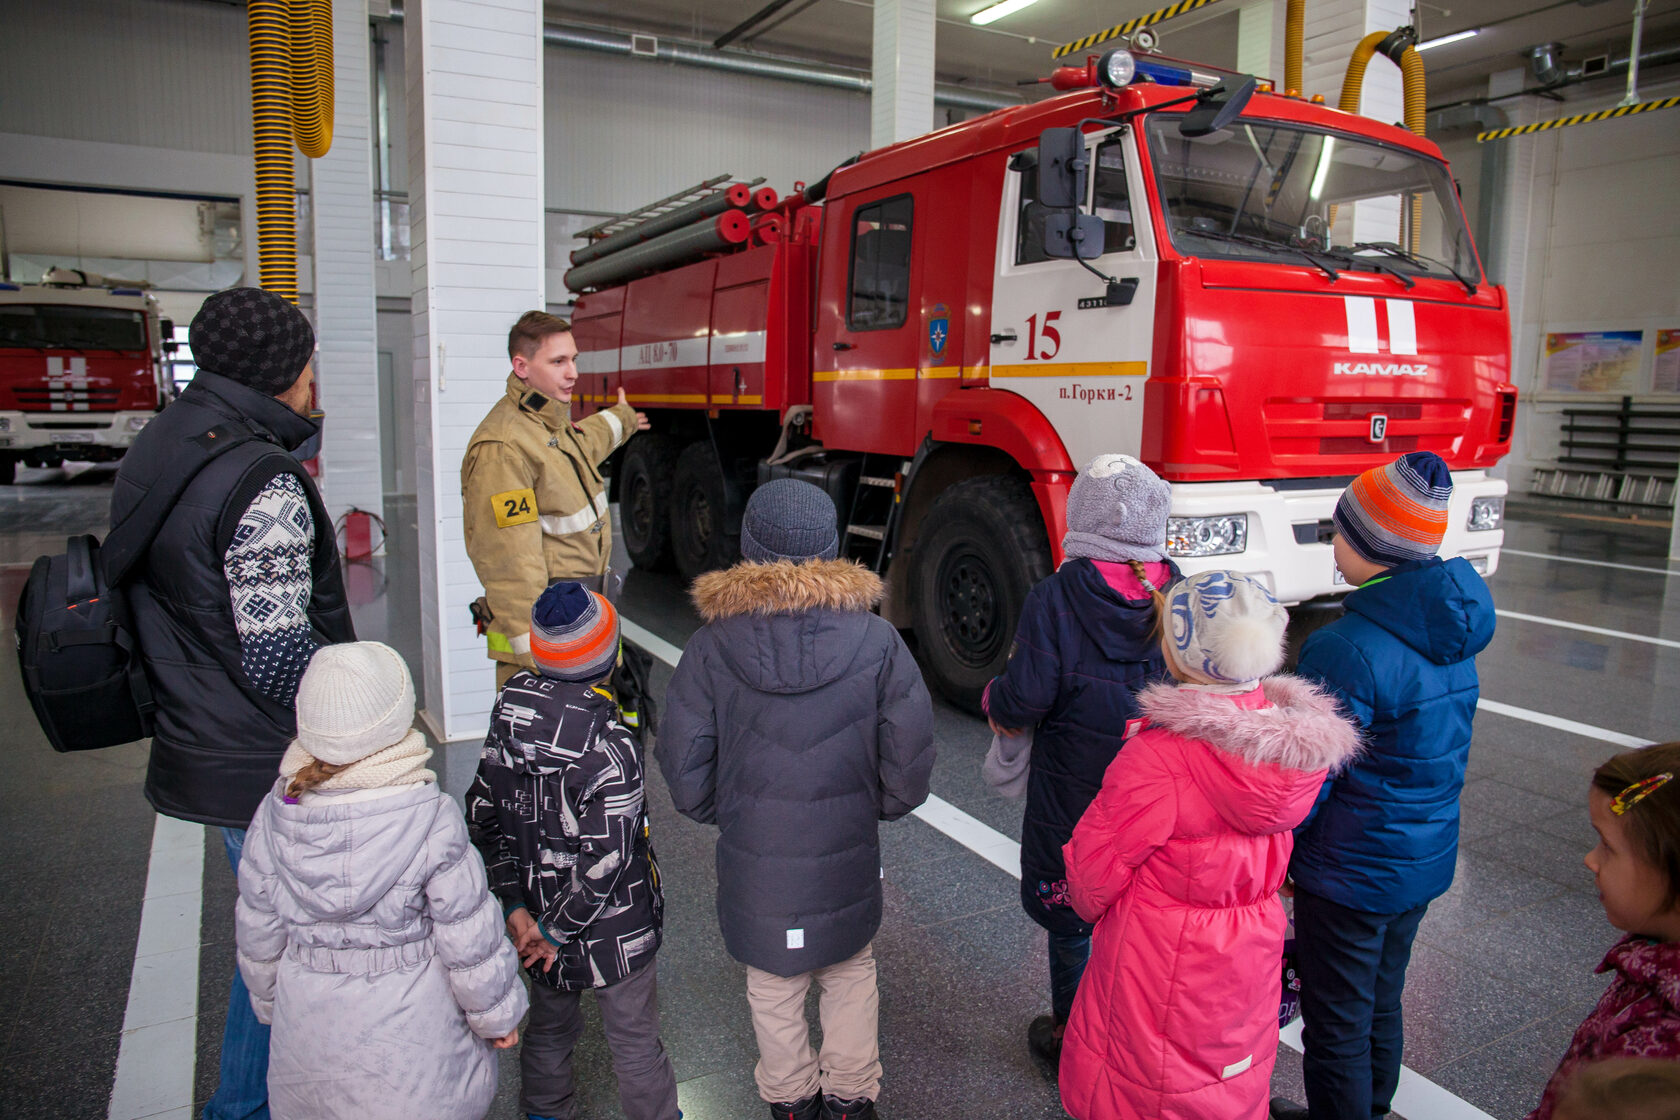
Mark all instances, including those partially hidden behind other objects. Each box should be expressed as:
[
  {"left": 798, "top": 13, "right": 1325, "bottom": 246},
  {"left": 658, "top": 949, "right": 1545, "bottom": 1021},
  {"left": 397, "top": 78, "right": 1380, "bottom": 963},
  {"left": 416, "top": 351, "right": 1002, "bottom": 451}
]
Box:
[{"left": 112, "top": 286, "right": 355, "bottom": 1120}]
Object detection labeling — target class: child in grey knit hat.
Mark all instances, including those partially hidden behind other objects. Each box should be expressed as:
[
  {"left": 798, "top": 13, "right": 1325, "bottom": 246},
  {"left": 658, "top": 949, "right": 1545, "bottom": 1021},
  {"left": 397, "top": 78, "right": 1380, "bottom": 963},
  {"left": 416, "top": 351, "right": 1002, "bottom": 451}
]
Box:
[{"left": 983, "top": 453, "right": 1180, "bottom": 1069}]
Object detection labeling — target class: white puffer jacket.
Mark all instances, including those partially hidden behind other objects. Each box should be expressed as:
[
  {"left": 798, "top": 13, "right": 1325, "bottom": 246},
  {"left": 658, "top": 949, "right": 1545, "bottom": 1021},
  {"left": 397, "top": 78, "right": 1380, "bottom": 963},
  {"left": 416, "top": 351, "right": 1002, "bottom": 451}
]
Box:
[{"left": 235, "top": 781, "right": 527, "bottom": 1120}]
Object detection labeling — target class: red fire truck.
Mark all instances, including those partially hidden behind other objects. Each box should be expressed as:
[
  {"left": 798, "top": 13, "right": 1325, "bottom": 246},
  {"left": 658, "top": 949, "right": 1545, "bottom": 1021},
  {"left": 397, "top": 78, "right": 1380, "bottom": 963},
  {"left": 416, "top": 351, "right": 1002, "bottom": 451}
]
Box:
[
  {"left": 568, "top": 52, "right": 1515, "bottom": 709},
  {"left": 0, "top": 276, "right": 174, "bottom": 484}
]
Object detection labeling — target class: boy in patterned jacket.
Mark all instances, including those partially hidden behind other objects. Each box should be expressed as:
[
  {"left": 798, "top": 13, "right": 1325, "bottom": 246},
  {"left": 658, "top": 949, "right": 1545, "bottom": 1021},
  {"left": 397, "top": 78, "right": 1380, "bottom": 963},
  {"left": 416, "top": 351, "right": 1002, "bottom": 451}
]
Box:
[{"left": 466, "top": 581, "right": 680, "bottom": 1120}]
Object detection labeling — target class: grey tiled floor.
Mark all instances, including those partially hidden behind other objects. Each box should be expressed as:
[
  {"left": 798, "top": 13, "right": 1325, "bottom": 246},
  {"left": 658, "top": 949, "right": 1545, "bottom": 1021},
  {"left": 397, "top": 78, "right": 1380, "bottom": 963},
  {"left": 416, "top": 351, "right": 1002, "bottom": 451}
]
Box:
[{"left": 2, "top": 471, "right": 1676, "bottom": 1119}]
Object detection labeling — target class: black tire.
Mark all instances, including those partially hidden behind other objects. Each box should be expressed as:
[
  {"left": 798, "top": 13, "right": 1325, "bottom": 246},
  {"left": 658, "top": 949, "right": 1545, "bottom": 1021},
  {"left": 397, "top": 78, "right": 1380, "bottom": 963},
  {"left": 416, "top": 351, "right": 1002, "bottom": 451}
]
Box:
[
  {"left": 1284, "top": 601, "right": 1345, "bottom": 671},
  {"left": 911, "top": 474, "right": 1052, "bottom": 714},
  {"left": 619, "top": 434, "right": 679, "bottom": 572},
  {"left": 0, "top": 456, "right": 14, "bottom": 485},
  {"left": 670, "top": 441, "right": 740, "bottom": 581}
]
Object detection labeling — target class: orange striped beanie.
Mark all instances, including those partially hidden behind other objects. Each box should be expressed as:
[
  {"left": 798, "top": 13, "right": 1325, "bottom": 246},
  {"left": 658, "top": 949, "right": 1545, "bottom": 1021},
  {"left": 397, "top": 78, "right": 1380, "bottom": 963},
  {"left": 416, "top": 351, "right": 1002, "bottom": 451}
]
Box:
[
  {"left": 1333, "top": 452, "right": 1453, "bottom": 569},
  {"left": 529, "top": 582, "right": 620, "bottom": 684}
]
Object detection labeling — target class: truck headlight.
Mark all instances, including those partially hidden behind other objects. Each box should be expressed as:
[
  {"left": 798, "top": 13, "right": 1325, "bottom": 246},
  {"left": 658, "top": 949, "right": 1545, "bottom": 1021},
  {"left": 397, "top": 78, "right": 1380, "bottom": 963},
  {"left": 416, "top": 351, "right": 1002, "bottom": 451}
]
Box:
[
  {"left": 1167, "top": 514, "right": 1248, "bottom": 557},
  {"left": 0, "top": 416, "right": 10, "bottom": 431},
  {"left": 127, "top": 416, "right": 150, "bottom": 431},
  {"left": 1467, "top": 496, "right": 1504, "bottom": 531}
]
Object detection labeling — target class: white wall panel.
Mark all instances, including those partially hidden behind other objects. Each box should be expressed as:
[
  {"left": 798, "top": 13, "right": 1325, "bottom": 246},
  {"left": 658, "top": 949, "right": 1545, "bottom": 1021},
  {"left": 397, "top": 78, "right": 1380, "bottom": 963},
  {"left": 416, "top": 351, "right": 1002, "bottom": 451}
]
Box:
[
  {"left": 0, "top": 0, "right": 250, "bottom": 155},
  {"left": 872, "top": 0, "right": 936, "bottom": 148},
  {"left": 542, "top": 48, "right": 870, "bottom": 216}
]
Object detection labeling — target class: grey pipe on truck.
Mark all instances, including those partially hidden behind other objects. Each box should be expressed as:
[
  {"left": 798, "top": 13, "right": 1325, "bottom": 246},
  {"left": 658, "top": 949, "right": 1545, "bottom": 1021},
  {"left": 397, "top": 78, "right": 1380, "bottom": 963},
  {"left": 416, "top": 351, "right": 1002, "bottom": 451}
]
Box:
[
  {"left": 571, "top": 182, "right": 753, "bottom": 266},
  {"left": 564, "top": 210, "right": 752, "bottom": 292}
]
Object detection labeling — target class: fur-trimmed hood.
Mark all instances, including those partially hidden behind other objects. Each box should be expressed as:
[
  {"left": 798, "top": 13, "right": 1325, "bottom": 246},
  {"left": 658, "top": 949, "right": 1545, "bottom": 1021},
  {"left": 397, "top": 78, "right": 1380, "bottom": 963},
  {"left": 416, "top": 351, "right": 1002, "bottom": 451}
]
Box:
[
  {"left": 1138, "top": 675, "right": 1362, "bottom": 836},
  {"left": 691, "top": 559, "right": 882, "bottom": 622},
  {"left": 690, "top": 559, "right": 888, "bottom": 695}
]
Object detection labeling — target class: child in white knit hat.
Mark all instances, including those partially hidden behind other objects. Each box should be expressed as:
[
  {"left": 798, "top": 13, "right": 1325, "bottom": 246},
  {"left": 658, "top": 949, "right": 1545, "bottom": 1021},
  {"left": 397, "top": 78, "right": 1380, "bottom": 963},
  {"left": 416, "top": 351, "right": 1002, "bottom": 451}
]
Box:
[{"left": 235, "top": 641, "right": 528, "bottom": 1120}]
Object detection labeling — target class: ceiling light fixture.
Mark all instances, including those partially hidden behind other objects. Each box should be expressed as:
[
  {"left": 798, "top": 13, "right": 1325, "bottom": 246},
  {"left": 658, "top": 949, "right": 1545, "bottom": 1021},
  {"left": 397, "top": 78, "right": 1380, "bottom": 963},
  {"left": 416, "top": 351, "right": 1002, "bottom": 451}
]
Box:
[
  {"left": 1417, "top": 28, "right": 1480, "bottom": 51},
  {"left": 971, "top": 0, "right": 1040, "bottom": 26}
]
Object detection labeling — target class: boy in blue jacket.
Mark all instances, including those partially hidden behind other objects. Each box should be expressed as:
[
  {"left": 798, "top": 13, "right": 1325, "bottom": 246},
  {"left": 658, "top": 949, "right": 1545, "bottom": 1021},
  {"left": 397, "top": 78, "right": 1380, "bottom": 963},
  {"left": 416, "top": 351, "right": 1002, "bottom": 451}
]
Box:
[{"left": 1271, "top": 452, "right": 1496, "bottom": 1120}]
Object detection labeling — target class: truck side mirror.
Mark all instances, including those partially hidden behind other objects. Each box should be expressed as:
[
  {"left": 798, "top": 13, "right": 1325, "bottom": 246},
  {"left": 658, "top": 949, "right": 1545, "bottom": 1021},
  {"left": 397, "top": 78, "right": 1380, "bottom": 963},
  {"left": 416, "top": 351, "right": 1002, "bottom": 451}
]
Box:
[
  {"left": 1042, "top": 211, "right": 1106, "bottom": 262},
  {"left": 1036, "top": 127, "right": 1087, "bottom": 209},
  {"left": 1178, "top": 75, "right": 1260, "bottom": 138}
]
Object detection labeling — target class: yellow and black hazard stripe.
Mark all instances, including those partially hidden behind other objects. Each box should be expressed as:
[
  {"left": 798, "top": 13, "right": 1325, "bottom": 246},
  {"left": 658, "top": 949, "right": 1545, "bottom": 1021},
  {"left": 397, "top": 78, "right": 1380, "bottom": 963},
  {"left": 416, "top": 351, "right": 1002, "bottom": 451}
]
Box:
[
  {"left": 1476, "top": 95, "right": 1680, "bottom": 142},
  {"left": 1052, "top": 0, "right": 1225, "bottom": 60}
]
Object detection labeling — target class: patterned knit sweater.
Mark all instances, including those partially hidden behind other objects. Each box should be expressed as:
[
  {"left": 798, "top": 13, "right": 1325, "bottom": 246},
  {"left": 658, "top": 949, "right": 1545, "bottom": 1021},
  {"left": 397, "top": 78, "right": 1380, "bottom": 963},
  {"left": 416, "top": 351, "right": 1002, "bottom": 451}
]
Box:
[{"left": 222, "top": 472, "right": 321, "bottom": 706}]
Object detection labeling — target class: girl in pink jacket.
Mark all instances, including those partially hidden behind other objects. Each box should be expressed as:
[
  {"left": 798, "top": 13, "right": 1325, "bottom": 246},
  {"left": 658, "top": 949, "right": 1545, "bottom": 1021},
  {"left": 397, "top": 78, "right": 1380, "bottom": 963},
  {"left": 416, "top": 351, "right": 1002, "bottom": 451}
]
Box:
[{"left": 1060, "top": 571, "right": 1362, "bottom": 1120}]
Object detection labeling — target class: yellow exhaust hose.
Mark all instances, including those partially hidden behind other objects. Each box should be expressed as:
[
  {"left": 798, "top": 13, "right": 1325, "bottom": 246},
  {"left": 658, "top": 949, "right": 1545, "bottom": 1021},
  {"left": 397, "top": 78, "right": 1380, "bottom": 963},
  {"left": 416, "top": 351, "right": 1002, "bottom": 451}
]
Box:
[
  {"left": 248, "top": 0, "right": 334, "bottom": 303},
  {"left": 1336, "top": 29, "right": 1427, "bottom": 252},
  {"left": 1285, "top": 0, "right": 1303, "bottom": 97}
]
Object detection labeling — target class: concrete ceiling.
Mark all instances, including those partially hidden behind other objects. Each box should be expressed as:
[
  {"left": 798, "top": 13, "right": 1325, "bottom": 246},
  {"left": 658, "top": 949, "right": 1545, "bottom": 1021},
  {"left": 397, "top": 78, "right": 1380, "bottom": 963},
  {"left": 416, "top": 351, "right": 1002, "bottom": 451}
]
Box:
[{"left": 541, "top": 0, "right": 1680, "bottom": 105}]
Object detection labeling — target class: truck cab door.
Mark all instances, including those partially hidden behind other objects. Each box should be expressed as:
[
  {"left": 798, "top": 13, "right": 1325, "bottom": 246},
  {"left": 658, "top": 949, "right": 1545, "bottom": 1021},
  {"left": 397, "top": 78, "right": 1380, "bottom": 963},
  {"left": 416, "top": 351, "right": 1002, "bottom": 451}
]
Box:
[
  {"left": 986, "top": 127, "right": 1158, "bottom": 470},
  {"left": 812, "top": 189, "right": 919, "bottom": 456}
]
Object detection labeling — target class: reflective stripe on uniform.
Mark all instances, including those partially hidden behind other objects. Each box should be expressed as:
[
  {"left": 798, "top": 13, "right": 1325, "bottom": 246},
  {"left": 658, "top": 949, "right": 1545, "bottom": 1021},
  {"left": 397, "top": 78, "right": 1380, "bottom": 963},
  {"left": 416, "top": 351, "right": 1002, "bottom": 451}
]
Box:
[
  {"left": 486, "top": 630, "right": 532, "bottom": 655},
  {"left": 538, "top": 491, "right": 608, "bottom": 537},
  {"left": 602, "top": 409, "right": 624, "bottom": 447}
]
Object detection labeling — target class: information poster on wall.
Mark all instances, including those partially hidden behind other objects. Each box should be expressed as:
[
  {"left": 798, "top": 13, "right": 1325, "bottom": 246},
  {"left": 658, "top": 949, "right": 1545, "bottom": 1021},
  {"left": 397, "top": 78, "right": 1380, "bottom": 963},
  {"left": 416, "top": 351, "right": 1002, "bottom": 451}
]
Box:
[
  {"left": 1543, "top": 330, "right": 1644, "bottom": 393},
  {"left": 1655, "top": 329, "right": 1680, "bottom": 394}
]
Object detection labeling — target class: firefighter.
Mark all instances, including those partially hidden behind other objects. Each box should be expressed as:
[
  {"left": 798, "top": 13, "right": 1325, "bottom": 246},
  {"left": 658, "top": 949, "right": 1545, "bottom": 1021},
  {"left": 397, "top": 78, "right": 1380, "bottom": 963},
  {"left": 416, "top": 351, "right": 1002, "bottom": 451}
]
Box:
[{"left": 462, "top": 310, "right": 649, "bottom": 687}]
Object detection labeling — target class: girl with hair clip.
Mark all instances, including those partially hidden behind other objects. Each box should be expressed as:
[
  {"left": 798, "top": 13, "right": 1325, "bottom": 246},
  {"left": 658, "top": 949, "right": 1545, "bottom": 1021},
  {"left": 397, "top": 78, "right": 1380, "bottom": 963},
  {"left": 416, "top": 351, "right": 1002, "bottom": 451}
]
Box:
[
  {"left": 1527, "top": 741, "right": 1680, "bottom": 1120},
  {"left": 983, "top": 453, "right": 1180, "bottom": 1068}
]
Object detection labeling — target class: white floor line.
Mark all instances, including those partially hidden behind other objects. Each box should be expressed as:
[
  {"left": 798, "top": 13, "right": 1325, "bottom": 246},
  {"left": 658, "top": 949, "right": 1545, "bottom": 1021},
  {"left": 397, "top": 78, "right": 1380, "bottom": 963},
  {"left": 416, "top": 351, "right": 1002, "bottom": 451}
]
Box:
[
  {"left": 622, "top": 611, "right": 1498, "bottom": 1119},
  {"left": 1477, "top": 699, "right": 1654, "bottom": 749},
  {"left": 109, "top": 814, "right": 206, "bottom": 1120},
  {"left": 1501, "top": 548, "right": 1680, "bottom": 578},
  {"left": 1495, "top": 608, "right": 1680, "bottom": 650}
]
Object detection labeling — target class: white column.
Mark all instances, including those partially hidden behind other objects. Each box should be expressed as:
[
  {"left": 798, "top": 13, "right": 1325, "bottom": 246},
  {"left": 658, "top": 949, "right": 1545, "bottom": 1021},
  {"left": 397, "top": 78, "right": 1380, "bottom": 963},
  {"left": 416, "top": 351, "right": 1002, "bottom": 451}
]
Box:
[
  {"left": 871, "top": 0, "right": 935, "bottom": 149},
  {"left": 313, "top": 0, "right": 384, "bottom": 530},
  {"left": 1302, "top": 0, "right": 1408, "bottom": 244},
  {"left": 1235, "top": 0, "right": 1286, "bottom": 86},
  {"left": 406, "top": 0, "right": 545, "bottom": 741}
]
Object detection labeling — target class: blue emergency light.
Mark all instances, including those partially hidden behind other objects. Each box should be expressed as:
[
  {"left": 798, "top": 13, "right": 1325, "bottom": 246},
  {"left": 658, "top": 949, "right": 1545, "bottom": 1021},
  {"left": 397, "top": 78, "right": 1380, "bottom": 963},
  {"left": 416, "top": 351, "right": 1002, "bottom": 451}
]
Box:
[{"left": 1098, "top": 48, "right": 1227, "bottom": 91}]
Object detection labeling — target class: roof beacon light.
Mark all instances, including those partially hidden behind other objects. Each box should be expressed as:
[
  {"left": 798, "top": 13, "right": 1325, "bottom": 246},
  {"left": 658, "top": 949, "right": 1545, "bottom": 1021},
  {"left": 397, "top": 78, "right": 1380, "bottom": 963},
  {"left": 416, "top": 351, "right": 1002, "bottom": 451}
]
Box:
[
  {"left": 1098, "top": 48, "right": 1136, "bottom": 88},
  {"left": 1132, "top": 55, "right": 1224, "bottom": 88}
]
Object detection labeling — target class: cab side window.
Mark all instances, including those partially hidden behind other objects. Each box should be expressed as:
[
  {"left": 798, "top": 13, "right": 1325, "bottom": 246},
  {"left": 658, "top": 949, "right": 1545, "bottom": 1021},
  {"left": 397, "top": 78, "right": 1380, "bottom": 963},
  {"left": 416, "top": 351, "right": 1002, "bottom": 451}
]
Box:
[
  {"left": 847, "top": 195, "right": 914, "bottom": 331},
  {"left": 1093, "top": 136, "right": 1135, "bottom": 253},
  {"left": 1014, "top": 137, "right": 1135, "bottom": 265}
]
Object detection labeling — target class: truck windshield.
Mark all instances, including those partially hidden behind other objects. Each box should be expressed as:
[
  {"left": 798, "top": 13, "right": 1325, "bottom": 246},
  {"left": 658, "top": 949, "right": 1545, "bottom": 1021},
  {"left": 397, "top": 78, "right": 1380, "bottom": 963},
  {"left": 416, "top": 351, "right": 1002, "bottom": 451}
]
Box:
[
  {"left": 0, "top": 305, "right": 148, "bottom": 351},
  {"left": 1145, "top": 117, "right": 1480, "bottom": 285}
]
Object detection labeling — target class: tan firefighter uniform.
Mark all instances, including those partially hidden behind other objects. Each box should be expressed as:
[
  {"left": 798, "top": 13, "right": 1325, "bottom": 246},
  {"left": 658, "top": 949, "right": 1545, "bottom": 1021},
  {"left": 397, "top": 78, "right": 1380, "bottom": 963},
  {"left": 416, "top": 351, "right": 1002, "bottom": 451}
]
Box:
[{"left": 462, "top": 373, "right": 637, "bottom": 683}]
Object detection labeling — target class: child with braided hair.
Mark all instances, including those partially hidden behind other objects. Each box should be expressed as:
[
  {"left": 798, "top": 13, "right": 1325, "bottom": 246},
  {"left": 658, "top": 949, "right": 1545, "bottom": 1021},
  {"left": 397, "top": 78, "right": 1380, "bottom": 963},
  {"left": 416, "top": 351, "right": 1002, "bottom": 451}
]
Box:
[
  {"left": 983, "top": 453, "right": 1179, "bottom": 1068},
  {"left": 1527, "top": 741, "right": 1680, "bottom": 1120}
]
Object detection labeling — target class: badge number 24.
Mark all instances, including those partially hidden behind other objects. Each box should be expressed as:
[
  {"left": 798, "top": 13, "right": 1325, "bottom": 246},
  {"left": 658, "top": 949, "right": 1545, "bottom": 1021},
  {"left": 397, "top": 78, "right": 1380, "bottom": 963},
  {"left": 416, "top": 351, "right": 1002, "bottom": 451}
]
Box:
[{"left": 492, "top": 488, "right": 540, "bottom": 528}]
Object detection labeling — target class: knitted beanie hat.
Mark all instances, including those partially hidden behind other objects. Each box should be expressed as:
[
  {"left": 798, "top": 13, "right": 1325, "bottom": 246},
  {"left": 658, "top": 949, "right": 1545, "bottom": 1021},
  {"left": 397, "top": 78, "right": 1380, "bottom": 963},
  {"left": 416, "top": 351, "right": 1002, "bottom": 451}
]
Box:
[
  {"left": 1333, "top": 451, "right": 1453, "bottom": 569},
  {"left": 1166, "top": 570, "right": 1288, "bottom": 687},
  {"left": 740, "top": 478, "right": 840, "bottom": 564},
  {"left": 1062, "top": 454, "right": 1172, "bottom": 564},
  {"left": 189, "top": 286, "right": 315, "bottom": 396},
  {"left": 530, "top": 581, "right": 620, "bottom": 683},
  {"left": 293, "top": 642, "right": 417, "bottom": 766}
]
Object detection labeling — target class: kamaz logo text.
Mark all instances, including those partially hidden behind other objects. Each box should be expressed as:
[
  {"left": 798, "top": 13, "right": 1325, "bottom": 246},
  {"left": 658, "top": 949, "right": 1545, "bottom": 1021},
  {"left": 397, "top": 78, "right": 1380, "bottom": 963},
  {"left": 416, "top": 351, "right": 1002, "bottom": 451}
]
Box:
[{"left": 1333, "top": 362, "right": 1429, "bottom": 377}]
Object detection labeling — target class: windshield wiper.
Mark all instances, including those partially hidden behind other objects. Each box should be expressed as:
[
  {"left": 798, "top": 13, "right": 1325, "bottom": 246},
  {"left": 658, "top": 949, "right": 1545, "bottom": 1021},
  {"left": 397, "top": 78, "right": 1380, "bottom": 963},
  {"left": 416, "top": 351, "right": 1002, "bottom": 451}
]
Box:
[
  {"left": 1345, "top": 241, "right": 1477, "bottom": 295},
  {"left": 1182, "top": 227, "right": 1341, "bottom": 282}
]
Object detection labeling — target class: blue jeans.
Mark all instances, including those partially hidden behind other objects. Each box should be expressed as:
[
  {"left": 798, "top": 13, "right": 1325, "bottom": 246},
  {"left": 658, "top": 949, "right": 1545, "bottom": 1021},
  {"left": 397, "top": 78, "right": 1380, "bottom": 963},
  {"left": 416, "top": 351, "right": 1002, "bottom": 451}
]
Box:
[
  {"left": 1293, "top": 888, "right": 1428, "bottom": 1120},
  {"left": 1047, "top": 930, "right": 1091, "bottom": 1024},
  {"left": 204, "top": 827, "right": 271, "bottom": 1120}
]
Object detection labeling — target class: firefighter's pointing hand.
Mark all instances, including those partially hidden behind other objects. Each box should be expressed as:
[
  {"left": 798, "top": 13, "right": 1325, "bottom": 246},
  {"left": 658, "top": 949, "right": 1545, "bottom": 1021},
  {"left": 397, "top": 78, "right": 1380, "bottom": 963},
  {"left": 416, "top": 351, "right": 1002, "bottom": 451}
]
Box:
[{"left": 618, "top": 386, "right": 652, "bottom": 432}]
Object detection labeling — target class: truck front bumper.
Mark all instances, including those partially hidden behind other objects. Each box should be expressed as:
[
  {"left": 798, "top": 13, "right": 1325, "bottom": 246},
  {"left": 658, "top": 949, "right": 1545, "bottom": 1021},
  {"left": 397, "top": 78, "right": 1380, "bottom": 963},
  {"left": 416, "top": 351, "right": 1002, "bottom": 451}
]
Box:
[
  {"left": 1169, "top": 470, "right": 1507, "bottom": 605},
  {"left": 0, "top": 411, "right": 149, "bottom": 457}
]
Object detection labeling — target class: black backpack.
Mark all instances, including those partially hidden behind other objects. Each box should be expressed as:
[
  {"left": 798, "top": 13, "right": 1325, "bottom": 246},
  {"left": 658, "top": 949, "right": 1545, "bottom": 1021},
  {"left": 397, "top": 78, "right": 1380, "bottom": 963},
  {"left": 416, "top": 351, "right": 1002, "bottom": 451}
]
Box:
[{"left": 15, "top": 421, "right": 257, "bottom": 752}]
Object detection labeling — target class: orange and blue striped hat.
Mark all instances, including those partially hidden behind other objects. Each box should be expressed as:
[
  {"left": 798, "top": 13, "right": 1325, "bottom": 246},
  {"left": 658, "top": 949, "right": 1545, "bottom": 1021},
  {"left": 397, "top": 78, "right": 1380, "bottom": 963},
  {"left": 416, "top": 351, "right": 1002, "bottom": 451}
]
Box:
[
  {"left": 1333, "top": 452, "right": 1453, "bottom": 569},
  {"left": 530, "top": 581, "right": 620, "bottom": 684}
]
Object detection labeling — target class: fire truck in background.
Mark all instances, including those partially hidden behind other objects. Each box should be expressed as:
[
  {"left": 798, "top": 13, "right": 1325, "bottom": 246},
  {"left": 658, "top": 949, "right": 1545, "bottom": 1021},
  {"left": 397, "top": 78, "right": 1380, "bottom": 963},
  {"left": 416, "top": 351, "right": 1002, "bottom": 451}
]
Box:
[
  {"left": 568, "top": 49, "right": 1516, "bottom": 711},
  {"left": 0, "top": 270, "right": 175, "bottom": 484}
]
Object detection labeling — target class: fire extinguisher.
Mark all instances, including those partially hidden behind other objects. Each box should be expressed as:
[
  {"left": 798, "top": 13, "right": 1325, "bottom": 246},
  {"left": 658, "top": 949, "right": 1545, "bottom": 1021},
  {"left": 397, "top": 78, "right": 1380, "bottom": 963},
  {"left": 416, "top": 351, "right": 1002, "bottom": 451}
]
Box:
[{"left": 335, "top": 507, "right": 387, "bottom": 561}]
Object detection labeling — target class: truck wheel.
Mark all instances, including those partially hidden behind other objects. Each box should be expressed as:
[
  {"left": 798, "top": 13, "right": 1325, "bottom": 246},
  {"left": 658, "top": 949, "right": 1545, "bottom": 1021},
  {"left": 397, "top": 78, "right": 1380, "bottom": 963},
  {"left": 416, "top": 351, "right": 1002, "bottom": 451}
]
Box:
[
  {"left": 619, "top": 434, "right": 678, "bottom": 572},
  {"left": 670, "top": 441, "right": 740, "bottom": 581},
  {"left": 911, "top": 475, "right": 1052, "bottom": 714},
  {"left": 0, "top": 456, "right": 14, "bottom": 485}
]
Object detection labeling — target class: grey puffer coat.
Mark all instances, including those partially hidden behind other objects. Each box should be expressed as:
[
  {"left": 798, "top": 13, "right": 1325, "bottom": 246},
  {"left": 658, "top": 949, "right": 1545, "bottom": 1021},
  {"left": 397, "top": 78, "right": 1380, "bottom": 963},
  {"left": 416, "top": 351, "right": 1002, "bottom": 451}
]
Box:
[
  {"left": 235, "top": 781, "right": 527, "bottom": 1120},
  {"left": 659, "top": 559, "right": 935, "bottom": 976}
]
